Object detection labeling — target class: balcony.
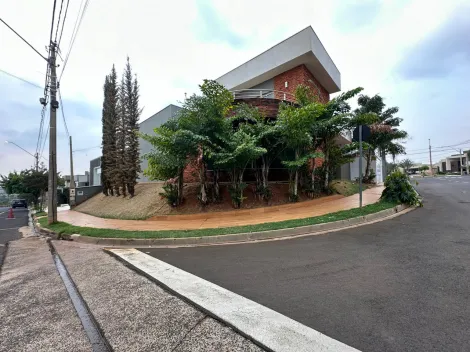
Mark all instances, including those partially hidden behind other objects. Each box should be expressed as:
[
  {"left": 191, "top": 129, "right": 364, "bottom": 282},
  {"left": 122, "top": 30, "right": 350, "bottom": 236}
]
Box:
[{"left": 231, "top": 89, "right": 295, "bottom": 102}]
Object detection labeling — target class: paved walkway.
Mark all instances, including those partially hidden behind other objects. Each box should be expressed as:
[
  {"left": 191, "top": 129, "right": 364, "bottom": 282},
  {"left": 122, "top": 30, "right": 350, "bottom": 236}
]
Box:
[{"left": 58, "top": 187, "right": 384, "bottom": 231}]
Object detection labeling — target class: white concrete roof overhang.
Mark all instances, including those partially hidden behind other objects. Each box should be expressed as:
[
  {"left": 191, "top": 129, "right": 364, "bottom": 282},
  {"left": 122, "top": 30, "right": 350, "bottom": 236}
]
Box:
[{"left": 216, "top": 26, "right": 341, "bottom": 93}]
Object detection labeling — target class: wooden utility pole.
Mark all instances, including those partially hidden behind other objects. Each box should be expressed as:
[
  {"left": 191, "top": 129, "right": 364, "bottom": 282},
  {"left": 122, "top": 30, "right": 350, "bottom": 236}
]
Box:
[
  {"left": 48, "top": 42, "right": 58, "bottom": 224},
  {"left": 69, "top": 135, "right": 76, "bottom": 206},
  {"left": 428, "top": 139, "right": 433, "bottom": 176}
]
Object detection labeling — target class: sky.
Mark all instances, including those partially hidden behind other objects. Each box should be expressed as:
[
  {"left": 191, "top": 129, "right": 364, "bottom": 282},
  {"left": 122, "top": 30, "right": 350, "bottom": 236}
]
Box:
[{"left": 1, "top": 0, "right": 469, "bottom": 176}]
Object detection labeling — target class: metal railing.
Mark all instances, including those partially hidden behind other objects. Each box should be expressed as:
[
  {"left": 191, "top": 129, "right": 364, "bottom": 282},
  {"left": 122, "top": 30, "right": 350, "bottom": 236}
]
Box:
[{"left": 231, "top": 89, "right": 295, "bottom": 101}]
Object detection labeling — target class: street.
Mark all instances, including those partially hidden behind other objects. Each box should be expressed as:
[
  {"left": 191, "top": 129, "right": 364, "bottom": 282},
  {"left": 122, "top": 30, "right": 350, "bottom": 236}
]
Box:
[
  {"left": 0, "top": 207, "right": 28, "bottom": 266},
  {"left": 144, "top": 176, "right": 470, "bottom": 352}
]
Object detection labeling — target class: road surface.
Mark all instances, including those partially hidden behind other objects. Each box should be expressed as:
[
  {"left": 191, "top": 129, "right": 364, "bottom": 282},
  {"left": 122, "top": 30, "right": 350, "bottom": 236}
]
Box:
[
  {"left": 144, "top": 176, "right": 470, "bottom": 352},
  {"left": 0, "top": 207, "right": 28, "bottom": 266}
]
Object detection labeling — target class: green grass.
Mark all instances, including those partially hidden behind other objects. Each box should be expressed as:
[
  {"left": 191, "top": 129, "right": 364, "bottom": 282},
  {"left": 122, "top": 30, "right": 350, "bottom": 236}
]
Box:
[
  {"left": 38, "top": 201, "right": 397, "bottom": 239},
  {"left": 34, "top": 211, "right": 47, "bottom": 217}
]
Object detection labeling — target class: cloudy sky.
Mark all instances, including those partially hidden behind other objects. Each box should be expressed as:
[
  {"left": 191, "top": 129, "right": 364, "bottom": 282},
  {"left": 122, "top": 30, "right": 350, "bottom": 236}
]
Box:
[{"left": 1, "top": 0, "right": 469, "bottom": 176}]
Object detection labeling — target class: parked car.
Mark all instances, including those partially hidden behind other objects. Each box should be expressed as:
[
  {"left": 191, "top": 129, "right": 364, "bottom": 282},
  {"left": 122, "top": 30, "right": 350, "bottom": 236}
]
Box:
[{"left": 11, "top": 199, "right": 27, "bottom": 208}]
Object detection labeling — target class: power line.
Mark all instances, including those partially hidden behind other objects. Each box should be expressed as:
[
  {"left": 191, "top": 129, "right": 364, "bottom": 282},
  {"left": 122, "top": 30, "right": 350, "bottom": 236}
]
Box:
[
  {"left": 54, "top": 0, "right": 65, "bottom": 43},
  {"left": 0, "top": 68, "right": 42, "bottom": 89},
  {"left": 57, "top": 89, "right": 70, "bottom": 139},
  {"left": 59, "top": 0, "right": 90, "bottom": 82},
  {"left": 36, "top": 107, "right": 47, "bottom": 157},
  {"left": 57, "top": 0, "right": 70, "bottom": 49},
  {"left": 0, "top": 17, "right": 48, "bottom": 61},
  {"left": 49, "top": 0, "right": 58, "bottom": 45},
  {"left": 40, "top": 113, "right": 50, "bottom": 162},
  {"left": 73, "top": 145, "right": 101, "bottom": 153}
]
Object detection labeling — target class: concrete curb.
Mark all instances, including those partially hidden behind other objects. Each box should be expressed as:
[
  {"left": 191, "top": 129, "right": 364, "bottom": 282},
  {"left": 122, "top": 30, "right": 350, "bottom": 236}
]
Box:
[{"left": 40, "top": 204, "right": 411, "bottom": 247}]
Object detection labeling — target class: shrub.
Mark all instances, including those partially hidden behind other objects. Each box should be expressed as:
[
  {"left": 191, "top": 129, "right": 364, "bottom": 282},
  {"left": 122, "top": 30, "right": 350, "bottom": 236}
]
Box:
[
  {"left": 381, "top": 170, "right": 421, "bottom": 206},
  {"left": 159, "top": 180, "right": 179, "bottom": 207}
]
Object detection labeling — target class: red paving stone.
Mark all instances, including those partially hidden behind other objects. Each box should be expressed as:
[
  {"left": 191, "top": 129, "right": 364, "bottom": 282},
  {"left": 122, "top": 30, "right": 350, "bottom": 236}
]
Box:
[{"left": 58, "top": 187, "right": 384, "bottom": 231}]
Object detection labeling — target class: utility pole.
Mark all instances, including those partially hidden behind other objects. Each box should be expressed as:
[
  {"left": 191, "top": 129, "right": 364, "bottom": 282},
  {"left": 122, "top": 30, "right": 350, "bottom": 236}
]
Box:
[
  {"left": 428, "top": 139, "right": 433, "bottom": 177},
  {"left": 69, "top": 135, "right": 76, "bottom": 206},
  {"left": 48, "top": 42, "right": 58, "bottom": 224},
  {"left": 359, "top": 125, "right": 363, "bottom": 208},
  {"left": 34, "top": 152, "right": 39, "bottom": 171}
]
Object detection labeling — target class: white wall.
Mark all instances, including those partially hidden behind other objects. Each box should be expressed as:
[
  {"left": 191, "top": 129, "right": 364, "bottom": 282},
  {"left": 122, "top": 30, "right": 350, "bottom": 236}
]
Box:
[{"left": 349, "top": 157, "right": 377, "bottom": 181}]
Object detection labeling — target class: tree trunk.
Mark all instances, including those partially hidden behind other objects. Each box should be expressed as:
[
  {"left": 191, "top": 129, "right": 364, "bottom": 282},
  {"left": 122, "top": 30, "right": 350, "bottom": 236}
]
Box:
[
  {"left": 199, "top": 162, "right": 208, "bottom": 205},
  {"left": 213, "top": 169, "right": 220, "bottom": 201},
  {"left": 262, "top": 157, "right": 269, "bottom": 189},
  {"left": 177, "top": 168, "right": 184, "bottom": 205},
  {"left": 364, "top": 150, "right": 372, "bottom": 180},
  {"left": 310, "top": 159, "right": 316, "bottom": 198},
  {"left": 380, "top": 149, "right": 387, "bottom": 180},
  {"left": 324, "top": 148, "right": 329, "bottom": 190}
]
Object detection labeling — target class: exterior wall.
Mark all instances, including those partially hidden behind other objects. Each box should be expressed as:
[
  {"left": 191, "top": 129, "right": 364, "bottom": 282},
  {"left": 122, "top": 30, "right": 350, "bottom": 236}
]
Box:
[
  {"left": 233, "top": 98, "right": 283, "bottom": 119},
  {"left": 74, "top": 185, "right": 103, "bottom": 206},
  {"left": 350, "top": 157, "right": 377, "bottom": 181},
  {"left": 273, "top": 64, "right": 330, "bottom": 104},
  {"left": 249, "top": 79, "right": 274, "bottom": 91},
  {"left": 138, "top": 104, "right": 182, "bottom": 182},
  {"left": 89, "top": 157, "right": 102, "bottom": 186}
]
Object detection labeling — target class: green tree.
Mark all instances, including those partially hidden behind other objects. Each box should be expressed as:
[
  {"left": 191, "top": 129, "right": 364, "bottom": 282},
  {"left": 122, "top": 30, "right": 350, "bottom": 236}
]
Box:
[
  {"left": 277, "top": 86, "right": 325, "bottom": 201},
  {"left": 399, "top": 158, "right": 414, "bottom": 173},
  {"left": 178, "top": 80, "right": 234, "bottom": 204},
  {"left": 114, "top": 72, "right": 127, "bottom": 196},
  {"left": 354, "top": 94, "right": 408, "bottom": 179},
  {"left": 101, "top": 65, "right": 119, "bottom": 196},
  {"left": 0, "top": 171, "right": 26, "bottom": 195},
  {"left": 212, "top": 113, "right": 266, "bottom": 208},
  {"left": 122, "top": 57, "right": 142, "bottom": 197},
  {"left": 140, "top": 118, "right": 201, "bottom": 205},
  {"left": 311, "top": 87, "right": 373, "bottom": 190}
]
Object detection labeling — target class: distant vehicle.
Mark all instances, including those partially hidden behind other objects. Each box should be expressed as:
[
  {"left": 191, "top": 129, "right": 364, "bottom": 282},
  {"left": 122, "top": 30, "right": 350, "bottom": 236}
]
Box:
[{"left": 11, "top": 199, "right": 27, "bottom": 208}]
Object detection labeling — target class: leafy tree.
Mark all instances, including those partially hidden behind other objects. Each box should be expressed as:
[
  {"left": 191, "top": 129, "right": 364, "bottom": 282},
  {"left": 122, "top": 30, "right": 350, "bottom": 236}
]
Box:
[
  {"left": 314, "top": 87, "right": 368, "bottom": 191},
  {"left": 232, "top": 103, "right": 285, "bottom": 200},
  {"left": 178, "top": 80, "right": 233, "bottom": 204},
  {"left": 212, "top": 107, "right": 267, "bottom": 208},
  {"left": 140, "top": 118, "right": 201, "bottom": 205},
  {"left": 354, "top": 94, "right": 408, "bottom": 179},
  {"left": 0, "top": 171, "right": 27, "bottom": 195},
  {"left": 399, "top": 158, "right": 414, "bottom": 173},
  {"left": 114, "top": 72, "right": 127, "bottom": 196},
  {"left": 277, "top": 86, "right": 325, "bottom": 201},
  {"left": 122, "top": 57, "right": 142, "bottom": 197}
]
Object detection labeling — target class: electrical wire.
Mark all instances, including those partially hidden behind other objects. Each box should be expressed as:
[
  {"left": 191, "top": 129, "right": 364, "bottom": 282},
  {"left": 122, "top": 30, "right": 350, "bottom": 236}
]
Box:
[
  {"left": 49, "top": 0, "right": 58, "bottom": 45},
  {"left": 54, "top": 0, "right": 64, "bottom": 43},
  {"left": 0, "top": 18, "right": 48, "bottom": 61},
  {"left": 57, "top": 0, "right": 70, "bottom": 49},
  {"left": 57, "top": 89, "right": 70, "bottom": 139},
  {"left": 59, "top": 0, "right": 90, "bottom": 82},
  {"left": 72, "top": 145, "right": 101, "bottom": 153},
  {"left": 0, "top": 68, "right": 42, "bottom": 89}
]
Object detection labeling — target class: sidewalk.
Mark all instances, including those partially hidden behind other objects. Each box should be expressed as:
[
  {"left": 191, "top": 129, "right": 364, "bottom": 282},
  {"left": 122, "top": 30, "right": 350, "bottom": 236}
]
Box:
[
  {"left": 58, "top": 186, "right": 384, "bottom": 231},
  {"left": 0, "top": 236, "right": 264, "bottom": 351}
]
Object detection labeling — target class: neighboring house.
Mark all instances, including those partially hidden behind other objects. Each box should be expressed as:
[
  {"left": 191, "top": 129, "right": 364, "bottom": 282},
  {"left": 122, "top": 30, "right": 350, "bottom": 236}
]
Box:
[
  {"left": 437, "top": 153, "right": 469, "bottom": 174},
  {"left": 64, "top": 172, "right": 90, "bottom": 187},
  {"left": 138, "top": 104, "right": 181, "bottom": 182},
  {"left": 89, "top": 157, "right": 102, "bottom": 186}
]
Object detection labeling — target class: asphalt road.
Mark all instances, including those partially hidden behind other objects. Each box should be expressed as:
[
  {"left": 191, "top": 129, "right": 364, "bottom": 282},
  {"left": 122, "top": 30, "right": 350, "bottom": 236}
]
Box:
[
  {"left": 143, "top": 176, "right": 470, "bottom": 352},
  {"left": 0, "top": 207, "right": 28, "bottom": 267}
]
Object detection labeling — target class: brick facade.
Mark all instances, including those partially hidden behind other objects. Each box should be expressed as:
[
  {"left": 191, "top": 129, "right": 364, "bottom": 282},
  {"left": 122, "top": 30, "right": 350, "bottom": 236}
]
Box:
[
  {"left": 233, "top": 98, "right": 282, "bottom": 119},
  {"left": 273, "top": 64, "right": 330, "bottom": 104}
]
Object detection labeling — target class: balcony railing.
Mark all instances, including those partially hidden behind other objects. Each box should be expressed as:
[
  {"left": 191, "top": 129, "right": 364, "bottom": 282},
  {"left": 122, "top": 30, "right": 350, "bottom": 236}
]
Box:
[{"left": 231, "top": 89, "right": 295, "bottom": 102}]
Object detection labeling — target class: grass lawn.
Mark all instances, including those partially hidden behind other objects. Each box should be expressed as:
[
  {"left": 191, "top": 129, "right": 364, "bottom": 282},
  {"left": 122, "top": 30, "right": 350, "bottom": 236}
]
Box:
[
  {"left": 34, "top": 211, "right": 47, "bottom": 217},
  {"left": 38, "top": 201, "right": 397, "bottom": 239}
]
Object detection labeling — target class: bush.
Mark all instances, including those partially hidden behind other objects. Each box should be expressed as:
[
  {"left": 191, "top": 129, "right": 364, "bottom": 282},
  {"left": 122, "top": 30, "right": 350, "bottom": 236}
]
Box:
[
  {"left": 381, "top": 170, "right": 421, "bottom": 206},
  {"left": 159, "top": 182, "right": 179, "bottom": 207}
]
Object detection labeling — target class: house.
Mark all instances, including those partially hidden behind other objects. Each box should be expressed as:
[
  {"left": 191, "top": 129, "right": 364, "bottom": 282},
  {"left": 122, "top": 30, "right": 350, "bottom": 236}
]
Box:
[
  {"left": 64, "top": 172, "right": 90, "bottom": 187},
  {"left": 89, "top": 156, "right": 102, "bottom": 186},
  {"left": 436, "top": 152, "right": 469, "bottom": 174}
]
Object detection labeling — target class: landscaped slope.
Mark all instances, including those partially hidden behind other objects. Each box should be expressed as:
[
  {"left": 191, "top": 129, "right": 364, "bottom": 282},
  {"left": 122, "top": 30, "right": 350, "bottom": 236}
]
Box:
[
  {"left": 74, "top": 182, "right": 333, "bottom": 220},
  {"left": 75, "top": 183, "right": 170, "bottom": 220}
]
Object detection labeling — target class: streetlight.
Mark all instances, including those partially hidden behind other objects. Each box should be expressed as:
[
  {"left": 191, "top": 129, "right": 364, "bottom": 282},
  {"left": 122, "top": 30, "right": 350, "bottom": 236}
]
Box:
[{"left": 4, "top": 140, "right": 39, "bottom": 171}]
